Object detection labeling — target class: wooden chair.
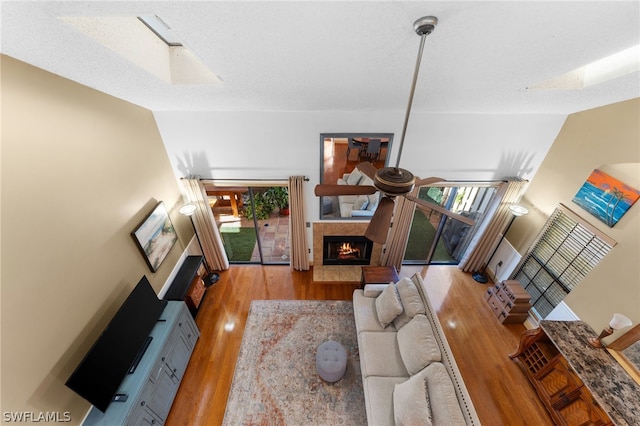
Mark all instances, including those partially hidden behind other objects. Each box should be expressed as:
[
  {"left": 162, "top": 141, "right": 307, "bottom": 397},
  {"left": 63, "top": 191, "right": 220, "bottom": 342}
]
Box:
[
  {"left": 346, "top": 138, "right": 363, "bottom": 161},
  {"left": 364, "top": 139, "right": 381, "bottom": 160}
]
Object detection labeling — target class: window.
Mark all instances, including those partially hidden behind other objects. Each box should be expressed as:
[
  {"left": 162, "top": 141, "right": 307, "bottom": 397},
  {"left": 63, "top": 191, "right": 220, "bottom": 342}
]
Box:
[
  {"left": 511, "top": 204, "right": 616, "bottom": 319},
  {"left": 403, "top": 183, "right": 499, "bottom": 265}
]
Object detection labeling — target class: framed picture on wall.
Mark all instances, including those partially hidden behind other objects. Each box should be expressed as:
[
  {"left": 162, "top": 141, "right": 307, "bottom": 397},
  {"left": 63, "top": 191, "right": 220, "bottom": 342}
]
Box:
[
  {"left": 132, "top": 201, "right": 178, "bottom": 272},
  {"left": 572, "top": 169, "right": 640, "bottom": 227}
]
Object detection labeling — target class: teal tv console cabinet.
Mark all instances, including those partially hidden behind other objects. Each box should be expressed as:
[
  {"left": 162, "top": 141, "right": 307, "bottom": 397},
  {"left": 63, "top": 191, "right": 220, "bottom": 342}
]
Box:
[{"left": 84, "top": 301, "right": 199, "bottom": 425}]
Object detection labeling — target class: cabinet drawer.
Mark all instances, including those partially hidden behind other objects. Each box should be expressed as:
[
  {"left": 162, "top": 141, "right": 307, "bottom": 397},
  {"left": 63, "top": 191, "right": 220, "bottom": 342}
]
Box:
[
  {"left": 185, "top": 276, "right": 206, "bottom": 311},
  {"left": 498, "top": 280, "right": 531, "bottom": 304},
  {"left": 484, "top": 287, "right": 495, "bottom": 301},
  {"left": 504, "top": 301, "right": 532, "bottom": 313},
  {"left": 498, "top": 311, "right": 529, "bottom": 324},
  {"left": 553, "top": 386, "right": 612, "bottom": 426},
  {"left": 177, "top": 309, "right": 199, "bottom": 349},
  {"left": 487, "top": 294, "right": 504, "bottom": 317},
  {"left": 534, "top": 356, "right": 583, "bottom": 408},
  {"left": 494, "top": 287, "right": 511, "bottom": 306}
]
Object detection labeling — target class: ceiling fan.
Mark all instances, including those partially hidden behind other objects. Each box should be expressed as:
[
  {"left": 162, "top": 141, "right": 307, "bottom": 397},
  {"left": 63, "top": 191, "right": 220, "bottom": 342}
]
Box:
[{"left": 315, "top": 16, "right": 476, "bottom": 244}]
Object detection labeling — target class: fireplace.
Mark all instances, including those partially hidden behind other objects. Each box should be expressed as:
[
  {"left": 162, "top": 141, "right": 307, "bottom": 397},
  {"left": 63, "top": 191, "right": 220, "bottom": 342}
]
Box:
[{"left": 323, "top": 236, "right": 373, "bottom": 266}]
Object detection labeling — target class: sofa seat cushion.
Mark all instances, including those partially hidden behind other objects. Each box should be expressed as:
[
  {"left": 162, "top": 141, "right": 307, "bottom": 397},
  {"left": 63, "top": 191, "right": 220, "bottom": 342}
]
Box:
[
  {"left": 353, "top": 290, "right": 397, "bottom": 333},
  {"left": 359, "top": 331, "right": 409, "bottom": 378},
  {"left": 363, "top": 376, "right": 406, "bottom": 426},
  {"left": 397, "top": 314, "right": 441, "bottom": 375}
]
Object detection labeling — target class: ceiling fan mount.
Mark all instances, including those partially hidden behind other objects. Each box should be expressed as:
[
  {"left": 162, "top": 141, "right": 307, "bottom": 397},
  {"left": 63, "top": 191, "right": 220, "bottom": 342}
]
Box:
[
  {"left": 373, "top": 167, "right": 416, "bottom": 196},
  {"left": 414, "top": 15, "right": 438, "bottom": 36},
  {"left": 315, "top": 16, "right": 475, "bottom": 244}
]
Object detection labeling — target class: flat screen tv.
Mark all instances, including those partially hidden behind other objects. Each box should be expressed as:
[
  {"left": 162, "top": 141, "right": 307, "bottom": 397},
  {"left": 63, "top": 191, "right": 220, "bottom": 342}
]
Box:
[{"left": 65, "top": 276, "right": 167, "bottom": 412}]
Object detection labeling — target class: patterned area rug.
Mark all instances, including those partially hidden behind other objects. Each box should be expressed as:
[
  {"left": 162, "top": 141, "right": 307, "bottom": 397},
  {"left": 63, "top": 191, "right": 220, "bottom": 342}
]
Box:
[{"left": 223, "top": 300, "right": 366, "bottom": 425}]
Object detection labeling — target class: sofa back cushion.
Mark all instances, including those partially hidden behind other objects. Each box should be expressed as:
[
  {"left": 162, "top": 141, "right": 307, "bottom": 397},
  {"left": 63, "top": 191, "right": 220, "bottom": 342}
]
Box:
[
  {"left": 396, "top": 314, "right": 441, "bottom": 375},
  {"left": 393, "top": 277, "right": 427, "bottom": 329},
  {"left": 353, "top": 195, "right": 369, "bottom": 211},
  {"left": 366, "top": 192, "right": 379, "bottom": 211},
  {"left": 423, "top": 362, "right": 466, "bottom": 425}
]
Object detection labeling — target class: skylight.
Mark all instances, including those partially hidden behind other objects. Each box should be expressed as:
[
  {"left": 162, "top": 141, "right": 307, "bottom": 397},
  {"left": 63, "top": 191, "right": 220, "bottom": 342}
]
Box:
[
  {"left": 61, "top": 15, "right": 221, "bottom": 85},
  {"left": 529, "top": 44, "right": 640, "bottom": 90},
  {"left": 138, "top": 15, "right": 183, "bottom": 47}
]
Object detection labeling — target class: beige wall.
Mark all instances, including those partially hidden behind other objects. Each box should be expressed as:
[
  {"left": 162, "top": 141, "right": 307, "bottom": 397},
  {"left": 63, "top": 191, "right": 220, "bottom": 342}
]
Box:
[
  {"left": 511, "top": 98, "right": 640, "bottom": 336},
  {"left": 1, "top": 56, "right": 192, "bottom": 423}
]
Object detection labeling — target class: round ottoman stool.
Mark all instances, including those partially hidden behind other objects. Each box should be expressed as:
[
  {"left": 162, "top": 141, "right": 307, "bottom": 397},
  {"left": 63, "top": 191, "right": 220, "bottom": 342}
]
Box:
[{"left": 316, "top": 340, "right": 347, "bottom": 383}]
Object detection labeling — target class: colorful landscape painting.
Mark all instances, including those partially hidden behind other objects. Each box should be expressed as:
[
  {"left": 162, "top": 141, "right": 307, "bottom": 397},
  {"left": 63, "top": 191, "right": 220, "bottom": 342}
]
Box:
[{"left": 572, "top": 169, "right": 640, "bottom": 227}]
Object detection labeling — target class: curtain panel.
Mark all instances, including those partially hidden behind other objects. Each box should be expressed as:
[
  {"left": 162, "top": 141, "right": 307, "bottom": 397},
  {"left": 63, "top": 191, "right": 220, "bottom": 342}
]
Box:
[
  {"left": 458, "top": 178, "right": 528, "bottom": 273},
  {"left": 289, "top": 176, "right": 310, "bottom": 271},
  {"left": 380, "top": 185, "right": 421, "bottom": 270},
  {"left": 182, "top": 178, "right": 230, "bottom": 271}
]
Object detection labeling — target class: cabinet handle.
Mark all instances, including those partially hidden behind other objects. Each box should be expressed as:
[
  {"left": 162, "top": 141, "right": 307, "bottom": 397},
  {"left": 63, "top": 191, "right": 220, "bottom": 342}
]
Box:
[
  {"left": 162, "top": 357, "right": 165, "bottom": 362},
  {"left": 140, "top": 401, "right": 145, "bottom": 407},
  {"left": 151, "top": 420, "right": 155, "bottom": 424},
  {"left": 188, "top": 334, "right": 192, "bottom": 338},
  {"left": 179, "top": 322, "right": 183, "bottom": 327},
  {"left": 173, "top": 368, "right": 177, "bottom": 373}
]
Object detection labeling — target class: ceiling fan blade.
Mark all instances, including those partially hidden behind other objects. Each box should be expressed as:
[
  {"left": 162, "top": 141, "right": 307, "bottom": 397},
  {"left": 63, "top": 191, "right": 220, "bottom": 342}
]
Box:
[
  {"left": 356, "top": 162, "right": 379, "bottom": 181},
  {"left": 364, "top": 197, "right": 395, "bottom": 244},
  {"left": 415, "top": 176, "right": 445, "bottom": 186},
  {"left": 314, "top": 184, "right": 377, "bottom": 197},
  {"left": 406, "top": 195, "right": 476, "bottom": 226}
]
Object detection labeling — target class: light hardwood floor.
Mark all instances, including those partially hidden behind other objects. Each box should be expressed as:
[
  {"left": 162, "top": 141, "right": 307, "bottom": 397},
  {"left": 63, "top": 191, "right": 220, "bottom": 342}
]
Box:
[{"left": 165, "top": 265, "right": 553, "bottom": 425}]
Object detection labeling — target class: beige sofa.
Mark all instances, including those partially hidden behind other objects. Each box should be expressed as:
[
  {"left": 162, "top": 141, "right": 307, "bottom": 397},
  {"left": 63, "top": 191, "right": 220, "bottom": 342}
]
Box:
[
  {"left": 337, "top": 167, "right": 379, "bottom": 217},
  {"left": 353, "top": 273, "right": 480, "bottom": 425}
]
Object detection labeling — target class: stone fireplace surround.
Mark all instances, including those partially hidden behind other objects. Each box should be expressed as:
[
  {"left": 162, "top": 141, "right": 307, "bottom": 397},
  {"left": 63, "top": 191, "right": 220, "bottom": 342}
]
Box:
[{"left": 312, "top": 222, "right": 382, "bottom": 282}]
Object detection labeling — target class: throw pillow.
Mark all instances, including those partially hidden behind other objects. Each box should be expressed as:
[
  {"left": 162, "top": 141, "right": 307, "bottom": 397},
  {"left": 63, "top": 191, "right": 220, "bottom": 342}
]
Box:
[
  {"left": 353, "top": 195, "right": 369, "bottom": 211},
  {"left": 346, "top": 168, "right": 363, "bottom": 185},
  {"left": 396, "top": 314, "right": 441, "bottom": 374},
  {"left": 393, "top": 372, "right": 433, "bottom": 426},
  {"left": 374, "top": 282, "right": 403, "bottom": 328}
]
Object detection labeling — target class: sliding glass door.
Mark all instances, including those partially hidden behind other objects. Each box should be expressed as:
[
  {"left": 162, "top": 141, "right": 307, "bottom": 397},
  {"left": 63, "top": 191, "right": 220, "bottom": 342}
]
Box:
[
  {"left": 403, "top": 184, "right": 498, "bottom": 265},
  {"left": 208, "top": 184, "right": 290, "bottom": 265}
]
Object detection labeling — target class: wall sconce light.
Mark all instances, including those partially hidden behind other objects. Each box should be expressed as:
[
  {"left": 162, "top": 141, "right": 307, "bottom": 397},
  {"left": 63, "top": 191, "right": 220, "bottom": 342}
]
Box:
[
  {"left": 473, "top": 204, "right": 529, "bottom": 284},
  {"left": 588, "top": 313, "right": 632, "bottom": 348},
  {"left": 179, "top": 203, "right": 219, "bottom": 287}
]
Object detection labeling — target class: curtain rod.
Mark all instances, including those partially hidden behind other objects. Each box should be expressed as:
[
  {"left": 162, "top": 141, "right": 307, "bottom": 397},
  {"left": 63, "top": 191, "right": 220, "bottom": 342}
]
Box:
[
  {"left": 180, "top": 177, "right": 309, "bottom": 182},
  {"left": 198, "top": 177, "right": 309, "bottom": 182}
]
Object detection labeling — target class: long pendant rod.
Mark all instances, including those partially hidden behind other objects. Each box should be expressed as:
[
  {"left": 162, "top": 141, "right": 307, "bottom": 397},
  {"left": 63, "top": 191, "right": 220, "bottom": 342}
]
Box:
[
  {"left": 395, "top": 16, "right": 437, "bottom": 169},
  {"left": 395, "top": 35, "right": 427, "bottom": 168}
]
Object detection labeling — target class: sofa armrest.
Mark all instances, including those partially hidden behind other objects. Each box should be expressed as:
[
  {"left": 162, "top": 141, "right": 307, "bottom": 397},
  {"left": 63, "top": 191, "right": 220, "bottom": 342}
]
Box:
[{"left": 363, "top": 284, "right": 390, "bottom": 297}]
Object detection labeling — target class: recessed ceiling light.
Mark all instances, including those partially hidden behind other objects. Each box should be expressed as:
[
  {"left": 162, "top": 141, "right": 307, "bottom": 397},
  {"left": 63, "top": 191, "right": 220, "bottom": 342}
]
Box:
[{"left": 528, "top": 44, "right": 640, "bottom": 90}]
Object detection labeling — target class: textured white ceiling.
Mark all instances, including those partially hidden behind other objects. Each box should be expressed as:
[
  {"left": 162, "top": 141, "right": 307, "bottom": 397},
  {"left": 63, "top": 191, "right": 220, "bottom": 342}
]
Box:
[{"left": 2, "top": 1, "right": 639, "bottom": 114}]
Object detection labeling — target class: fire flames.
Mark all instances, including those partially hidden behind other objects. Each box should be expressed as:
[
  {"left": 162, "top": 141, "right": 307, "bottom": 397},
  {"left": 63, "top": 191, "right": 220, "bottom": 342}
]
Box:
[{"left": 337, "top": 242, "right": 360, "bottom": 259}]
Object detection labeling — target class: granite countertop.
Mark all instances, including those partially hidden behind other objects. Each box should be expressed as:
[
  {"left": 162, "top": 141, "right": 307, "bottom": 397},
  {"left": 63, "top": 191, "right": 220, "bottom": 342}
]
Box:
[{"left": 540, "top": 320, "right": 640, "bottom": 426}]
